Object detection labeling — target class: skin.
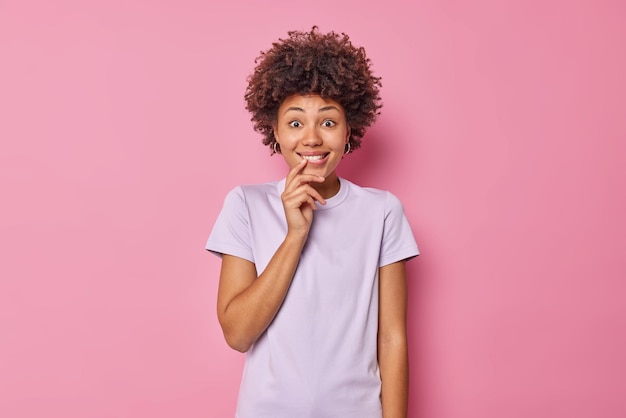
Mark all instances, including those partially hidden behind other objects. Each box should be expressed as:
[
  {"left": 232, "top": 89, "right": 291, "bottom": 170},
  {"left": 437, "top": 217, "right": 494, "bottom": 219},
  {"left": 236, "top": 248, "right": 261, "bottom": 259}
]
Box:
[
  {"left": 216, "top": 94, "right": 409, "bottom": 417},
  {"left": 274, "top": 94, "right": 351, "bottom": 199}
]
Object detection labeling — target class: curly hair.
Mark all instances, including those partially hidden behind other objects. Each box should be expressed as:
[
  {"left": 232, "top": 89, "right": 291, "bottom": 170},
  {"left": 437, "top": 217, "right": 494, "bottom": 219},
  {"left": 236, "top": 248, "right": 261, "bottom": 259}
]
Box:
[{"left": 244, "top": 27, "right": 382, "bottom": 153}]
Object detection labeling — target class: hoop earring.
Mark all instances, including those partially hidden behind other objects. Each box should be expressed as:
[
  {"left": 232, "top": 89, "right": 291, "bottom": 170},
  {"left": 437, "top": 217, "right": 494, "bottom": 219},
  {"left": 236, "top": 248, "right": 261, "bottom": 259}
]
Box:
[
  {"left": 344, "top": 142, "right": 352, "bottom": 155},
  {"left": 273, "top": 142, "right": 281, "bottom": 155}
]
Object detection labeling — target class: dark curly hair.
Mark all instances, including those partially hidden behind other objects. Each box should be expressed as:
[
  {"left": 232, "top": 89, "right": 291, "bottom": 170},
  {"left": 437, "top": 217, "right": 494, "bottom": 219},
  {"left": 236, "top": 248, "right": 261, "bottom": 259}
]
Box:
[{"left": 244, "top": 27, "right": 382, "bottom": 153}]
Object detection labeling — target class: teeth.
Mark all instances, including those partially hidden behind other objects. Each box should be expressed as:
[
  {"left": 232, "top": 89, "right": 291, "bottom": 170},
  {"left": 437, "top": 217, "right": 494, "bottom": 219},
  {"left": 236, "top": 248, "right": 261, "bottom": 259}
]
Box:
[{"left": 301, "top": 154, "right": 326, "bottom": 161}]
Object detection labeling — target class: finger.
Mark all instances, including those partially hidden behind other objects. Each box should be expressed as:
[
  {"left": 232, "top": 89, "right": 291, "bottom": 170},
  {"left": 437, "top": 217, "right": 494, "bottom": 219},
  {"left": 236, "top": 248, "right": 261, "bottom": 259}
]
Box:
[
  {"left": 285, "top": 159, "right": 308, "bottom": 184},
  {"left": 286, "top": 160, "right": 326, "bottom": 184},
  {"left": 283, "top": 184, "right": 327, "bottom": 207},
  {"left": 289, "top": 174, "right": 327, "bottom": 188},
  {"left": 302, "top": 195, "right": 317, "bottom": 212},
  {"left": 302, "top": 184, "right": 326, "bottom": 206},
  {"left": 285, "top": 175, "right": 326, "bottom": 195}
]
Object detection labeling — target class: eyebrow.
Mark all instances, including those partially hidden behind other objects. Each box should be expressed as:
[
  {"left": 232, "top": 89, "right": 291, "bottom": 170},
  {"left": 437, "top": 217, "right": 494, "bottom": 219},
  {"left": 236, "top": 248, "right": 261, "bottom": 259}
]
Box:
[{"left": 282, "top": 105, "right": 341, "bottom": 116}]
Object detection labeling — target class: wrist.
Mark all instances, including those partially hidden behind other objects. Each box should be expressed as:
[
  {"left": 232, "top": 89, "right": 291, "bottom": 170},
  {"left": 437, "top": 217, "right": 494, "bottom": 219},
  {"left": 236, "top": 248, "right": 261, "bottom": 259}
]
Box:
[{"left": 285, "top": 229, "right": 308, "bottom": 247}]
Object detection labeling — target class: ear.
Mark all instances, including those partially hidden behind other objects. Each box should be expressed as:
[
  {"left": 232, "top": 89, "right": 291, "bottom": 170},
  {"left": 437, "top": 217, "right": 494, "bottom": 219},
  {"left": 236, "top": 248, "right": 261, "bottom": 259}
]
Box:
[
  {"left": 272, "top": 123, "right": 280, "bottom": 142},
  {"left": 345, "top": 126, "right": 351, "bottom": 143}
]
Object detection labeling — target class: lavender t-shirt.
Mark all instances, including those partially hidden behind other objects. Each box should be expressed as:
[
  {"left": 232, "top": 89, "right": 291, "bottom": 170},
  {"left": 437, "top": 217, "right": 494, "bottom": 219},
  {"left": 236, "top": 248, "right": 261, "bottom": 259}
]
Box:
[{"left": 207, "top": 178, "right": 419, "bottom": 418}]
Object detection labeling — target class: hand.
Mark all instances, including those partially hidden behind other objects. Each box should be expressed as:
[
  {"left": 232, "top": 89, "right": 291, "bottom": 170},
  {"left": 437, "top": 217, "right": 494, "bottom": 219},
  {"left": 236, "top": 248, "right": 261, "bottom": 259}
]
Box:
[{"left": 281, "top": 159, "right": 326, "bottom": 237}]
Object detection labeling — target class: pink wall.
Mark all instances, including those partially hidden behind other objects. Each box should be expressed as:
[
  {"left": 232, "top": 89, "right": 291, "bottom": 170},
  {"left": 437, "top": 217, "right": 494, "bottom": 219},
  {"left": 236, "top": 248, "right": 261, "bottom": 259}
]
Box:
[{"left": 1, "top": 0, "right": 624, "bottom": 417}]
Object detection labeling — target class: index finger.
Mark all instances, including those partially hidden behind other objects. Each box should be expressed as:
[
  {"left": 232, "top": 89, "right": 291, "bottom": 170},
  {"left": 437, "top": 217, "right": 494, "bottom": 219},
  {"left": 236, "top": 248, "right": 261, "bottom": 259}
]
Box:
[
  {"left": 285, "top": 160, "right": 325, "bottom": 188},
  {"left": 286, "top": 159, "right": 307, "bottom": 183}
]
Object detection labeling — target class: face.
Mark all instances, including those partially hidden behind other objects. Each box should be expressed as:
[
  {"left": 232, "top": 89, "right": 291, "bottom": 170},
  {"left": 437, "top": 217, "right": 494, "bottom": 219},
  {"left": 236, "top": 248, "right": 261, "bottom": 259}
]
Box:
[{"left": 273, "top": 94, "right": 350, "bottom": 181}]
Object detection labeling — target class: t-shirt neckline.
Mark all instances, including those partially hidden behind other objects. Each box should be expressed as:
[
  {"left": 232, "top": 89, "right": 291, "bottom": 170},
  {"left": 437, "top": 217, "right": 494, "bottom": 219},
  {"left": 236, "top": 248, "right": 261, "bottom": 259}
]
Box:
[{"left": 276, "top": 177, "right": 350, "bottom": 211}]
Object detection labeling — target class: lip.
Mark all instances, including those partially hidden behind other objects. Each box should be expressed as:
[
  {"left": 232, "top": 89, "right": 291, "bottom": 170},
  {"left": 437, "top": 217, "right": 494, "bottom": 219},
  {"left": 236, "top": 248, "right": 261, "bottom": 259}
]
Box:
[
  {"left": 298, "top": 151, "right": 328, "bottom": 156},
  {"left": 297, "top": 152, "right": 330, "bottom": 165}
]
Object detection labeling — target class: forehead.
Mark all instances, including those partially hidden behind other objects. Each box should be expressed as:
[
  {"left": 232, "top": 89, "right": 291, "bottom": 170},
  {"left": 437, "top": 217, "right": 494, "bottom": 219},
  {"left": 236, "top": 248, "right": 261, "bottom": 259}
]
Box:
[{"left": 278, "top": 94, "right": 345, "bottom": 115}]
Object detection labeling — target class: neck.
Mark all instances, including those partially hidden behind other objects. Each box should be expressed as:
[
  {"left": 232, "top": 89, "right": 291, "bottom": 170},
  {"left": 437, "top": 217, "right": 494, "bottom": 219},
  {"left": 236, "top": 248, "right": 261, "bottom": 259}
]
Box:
[{"left": 312, "top": 174, "right": 341, "bottom": 199}]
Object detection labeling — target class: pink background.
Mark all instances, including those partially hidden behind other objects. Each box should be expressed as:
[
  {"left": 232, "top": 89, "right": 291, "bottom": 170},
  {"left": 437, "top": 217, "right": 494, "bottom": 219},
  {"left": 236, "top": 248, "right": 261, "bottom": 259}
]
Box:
[{"left": 1, "top": 0, "right": 625, "bottom": 417}]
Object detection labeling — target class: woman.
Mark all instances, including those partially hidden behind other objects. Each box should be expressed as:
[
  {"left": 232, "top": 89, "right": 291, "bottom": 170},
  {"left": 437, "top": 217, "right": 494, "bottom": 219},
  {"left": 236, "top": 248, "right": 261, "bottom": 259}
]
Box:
[{"left": 206, "top": 27, "right": 419, "bottom": 418}]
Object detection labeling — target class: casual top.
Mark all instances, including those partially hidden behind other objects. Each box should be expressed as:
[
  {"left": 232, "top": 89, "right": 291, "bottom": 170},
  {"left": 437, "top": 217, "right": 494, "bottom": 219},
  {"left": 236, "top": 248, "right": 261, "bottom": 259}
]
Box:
[{"left": 206, "top": 177, "right": 419, "bottom": 418}]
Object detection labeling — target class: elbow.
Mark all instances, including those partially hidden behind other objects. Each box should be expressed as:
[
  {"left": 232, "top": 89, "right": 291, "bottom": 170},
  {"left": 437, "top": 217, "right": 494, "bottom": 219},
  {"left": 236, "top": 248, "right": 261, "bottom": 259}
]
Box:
[
  {"left": 226, "top": 338, "right": 252, "bottom": 353},
  {"left": 222, "top": 328, "right": 253, "bottom": 353},
  {"left": 218, "top": 309, "right": 255, "bottom": 352}
]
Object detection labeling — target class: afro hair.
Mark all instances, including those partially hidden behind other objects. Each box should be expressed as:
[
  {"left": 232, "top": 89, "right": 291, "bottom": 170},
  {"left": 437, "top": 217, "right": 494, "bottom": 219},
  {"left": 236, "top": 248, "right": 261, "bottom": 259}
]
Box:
[{"left": 244, "top": 26, "right": 382, "bottom": 153}]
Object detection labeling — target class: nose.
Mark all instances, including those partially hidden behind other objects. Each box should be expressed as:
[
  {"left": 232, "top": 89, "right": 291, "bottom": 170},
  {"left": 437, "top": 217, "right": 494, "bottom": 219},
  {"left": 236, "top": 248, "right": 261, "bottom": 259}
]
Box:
[{"left": 301, "top": 125, "right": 322, "bottom": 147}]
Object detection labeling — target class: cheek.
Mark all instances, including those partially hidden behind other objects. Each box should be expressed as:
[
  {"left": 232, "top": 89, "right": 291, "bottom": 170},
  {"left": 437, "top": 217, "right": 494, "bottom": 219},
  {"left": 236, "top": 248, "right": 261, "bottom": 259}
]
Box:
[{"left": 275, "top": 131, "right": 285, "bottom": 145}]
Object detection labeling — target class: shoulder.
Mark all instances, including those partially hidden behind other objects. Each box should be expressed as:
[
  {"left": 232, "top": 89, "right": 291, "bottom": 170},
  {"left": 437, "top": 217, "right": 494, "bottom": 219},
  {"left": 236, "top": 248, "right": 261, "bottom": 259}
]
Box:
[
  {"left": 216, "top": 181, "right": 281, "bottom": 220},
  {"left": 342, "top": 178, "right": 386, "bottom": 199},
  {"left": 239, "top": 180, "right": 281, "bottom": 194},
  {"left": 224, "top": 180, "right": 281, "bottom": 203},
  {"left": 342, "top": 178, "right": 405, "bottom": 213}
]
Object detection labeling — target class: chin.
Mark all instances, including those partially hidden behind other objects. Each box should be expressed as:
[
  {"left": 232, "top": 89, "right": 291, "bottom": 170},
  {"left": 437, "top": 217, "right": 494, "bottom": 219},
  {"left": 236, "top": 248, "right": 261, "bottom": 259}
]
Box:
[{"left": 303, "top": 165, "right": 329, "bottom": 176}]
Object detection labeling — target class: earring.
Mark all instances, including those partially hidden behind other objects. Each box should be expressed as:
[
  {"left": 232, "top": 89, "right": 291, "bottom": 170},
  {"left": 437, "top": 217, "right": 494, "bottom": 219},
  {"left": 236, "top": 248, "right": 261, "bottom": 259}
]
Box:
[
  {"left": 344, "top": 142, "right": 352, "bottom": 155},
  {"left": 273, "top": 142, "right": 281, "bottom": 155}
]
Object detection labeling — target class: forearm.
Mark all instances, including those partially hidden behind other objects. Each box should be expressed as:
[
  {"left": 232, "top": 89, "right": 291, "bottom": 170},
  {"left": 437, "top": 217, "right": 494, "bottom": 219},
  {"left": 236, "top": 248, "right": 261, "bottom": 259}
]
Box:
[
  {"left": 377, "top": 261, "right": 409, "bottom": 417},
  {"left": 219, "top": 232, "right": 306, "bottom": 352},
  {"left": 379, "top": 337, "right": 409, "bottom": 418}
]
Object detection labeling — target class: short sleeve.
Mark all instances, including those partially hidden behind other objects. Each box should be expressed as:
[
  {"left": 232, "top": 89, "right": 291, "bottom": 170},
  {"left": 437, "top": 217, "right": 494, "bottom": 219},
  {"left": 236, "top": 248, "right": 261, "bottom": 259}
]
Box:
[
  {"left": 205, "top": 186, "right": 254, "bottom": 263},
  {"left": 378, "top": 192, "right": 420, "bottom": 267}
]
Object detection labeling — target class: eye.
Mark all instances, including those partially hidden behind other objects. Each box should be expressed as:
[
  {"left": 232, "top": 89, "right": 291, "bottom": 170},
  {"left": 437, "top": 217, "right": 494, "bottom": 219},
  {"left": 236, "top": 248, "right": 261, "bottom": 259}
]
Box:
[
  {"left": 322, "top": 120, "right": 336, "bottom": 127},
  {"left": 289, "top": 120, "right": 302, "bottom": 128}
]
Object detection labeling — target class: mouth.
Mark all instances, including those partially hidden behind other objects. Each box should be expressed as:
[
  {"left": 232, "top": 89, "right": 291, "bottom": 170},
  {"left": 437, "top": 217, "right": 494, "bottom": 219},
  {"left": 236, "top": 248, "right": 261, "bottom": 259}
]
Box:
[{"left": 298, "top": 153, "right": 330, "bottom": 162}]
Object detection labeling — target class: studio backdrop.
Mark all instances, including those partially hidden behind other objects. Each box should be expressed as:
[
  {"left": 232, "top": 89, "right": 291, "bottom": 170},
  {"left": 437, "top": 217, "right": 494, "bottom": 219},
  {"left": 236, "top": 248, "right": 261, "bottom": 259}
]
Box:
[{"left": 1, "top": 1, "right": 624, "bottom": 417}]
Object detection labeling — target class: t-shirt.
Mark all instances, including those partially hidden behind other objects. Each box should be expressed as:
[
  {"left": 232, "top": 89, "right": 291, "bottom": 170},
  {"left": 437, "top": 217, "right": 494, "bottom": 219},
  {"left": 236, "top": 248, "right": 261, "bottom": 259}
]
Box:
[{"left": 206, "top": 177, "right": 419, "bottom": 418}]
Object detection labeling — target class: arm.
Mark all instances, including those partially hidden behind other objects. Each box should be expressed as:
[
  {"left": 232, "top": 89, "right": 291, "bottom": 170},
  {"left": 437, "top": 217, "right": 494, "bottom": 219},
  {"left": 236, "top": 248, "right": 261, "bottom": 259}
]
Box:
[
  {"left": 378, "top": 260, "right": 409, "bottom": 418},
  {"left": 216, "top": 236, "right": 304, "bottom": 352},
  {"left": 216, "top": 160, "right": 325, "bottom": 352}
]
